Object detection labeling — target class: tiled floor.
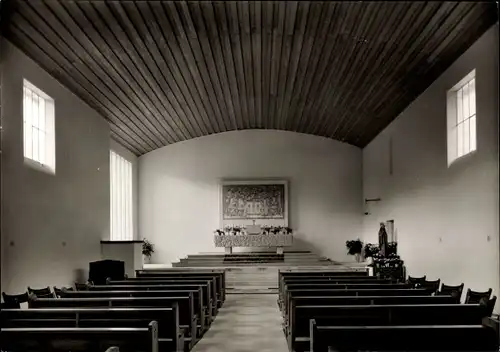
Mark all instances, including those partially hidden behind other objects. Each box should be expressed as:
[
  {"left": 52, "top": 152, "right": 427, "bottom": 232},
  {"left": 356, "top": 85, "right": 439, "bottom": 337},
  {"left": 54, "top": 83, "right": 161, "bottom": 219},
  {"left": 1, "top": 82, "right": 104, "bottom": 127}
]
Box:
[{"left": 192, "top": 294, "right": 289, "bottom": 352}]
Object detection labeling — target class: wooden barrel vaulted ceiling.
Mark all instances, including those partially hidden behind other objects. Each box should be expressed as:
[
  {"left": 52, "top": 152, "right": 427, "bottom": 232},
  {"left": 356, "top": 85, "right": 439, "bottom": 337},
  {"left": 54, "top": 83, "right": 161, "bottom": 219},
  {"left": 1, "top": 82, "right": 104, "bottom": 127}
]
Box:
[{"left": 1, "top": 1, "right": 498, "bottom": 155}]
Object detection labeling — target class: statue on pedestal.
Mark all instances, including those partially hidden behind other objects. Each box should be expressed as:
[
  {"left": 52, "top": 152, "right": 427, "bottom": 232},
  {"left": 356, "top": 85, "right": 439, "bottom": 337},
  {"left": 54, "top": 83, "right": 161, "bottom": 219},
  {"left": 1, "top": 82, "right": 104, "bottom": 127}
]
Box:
[{"left": 378, "top": 222, "right": 388, "bottom": 257}]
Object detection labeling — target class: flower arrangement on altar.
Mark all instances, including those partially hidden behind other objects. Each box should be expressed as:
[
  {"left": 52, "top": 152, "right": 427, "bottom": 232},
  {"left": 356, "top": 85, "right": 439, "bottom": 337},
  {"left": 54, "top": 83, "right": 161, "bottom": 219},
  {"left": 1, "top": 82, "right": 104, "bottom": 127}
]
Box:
[
  {"left": 214, "top": 225, "right": 293, "bottom": 235},
  {"left": 372, "top": 252, "right": 403, "bottom": 267},
  {"left": 363, "top": 243, "right": 380, "bottom": 259}
]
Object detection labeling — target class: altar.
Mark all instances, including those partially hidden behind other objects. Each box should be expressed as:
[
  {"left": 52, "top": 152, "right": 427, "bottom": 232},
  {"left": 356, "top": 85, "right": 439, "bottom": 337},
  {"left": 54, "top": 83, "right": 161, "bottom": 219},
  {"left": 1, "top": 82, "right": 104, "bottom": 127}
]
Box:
[{"left": 214, "top": 233, "right": 293, "bottom": 254}]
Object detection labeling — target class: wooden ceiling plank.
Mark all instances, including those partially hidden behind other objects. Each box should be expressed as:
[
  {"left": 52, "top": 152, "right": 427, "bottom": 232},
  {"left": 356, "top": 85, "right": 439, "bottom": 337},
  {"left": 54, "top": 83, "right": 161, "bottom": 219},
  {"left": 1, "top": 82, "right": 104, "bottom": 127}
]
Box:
[
  {"left": 274, "top": 1, "right": 299, "bottom": 130},
  {"left": 212, "top": 1, "right": 245, "bottom": 130},
  {"left": 12, "top": 5, "right": 160, "bottom": 150},
  {"left": 305, "top": 1, "right": 371, "bottom": 135},
  {"left": 175, "top": 1, "right": 229, "bottom": 132},
  {"left": 184, "top": 1, "right": 233, "bottom": 132},
  {"left": 37, "top": 0, "right": 169, "bottom": 148},
  {"left": 68, "top": 1, "right": 196, "bottom": 144},
  {"left": 318, "top": 2, "right": 393, "bottom": 138},
  {"left": 261, "top": 1, "right": 274, "bottom": 128},
  {"left": 278, "top": 1, "right": 309, "bottom": 130},
  {"left": 268, "top": 0, "right": 286, "bottom": 129},
  {"left": 338, "top": 2, "right": 462, "bottom": 141},
  {"left": 298, "top": 2, "right": 354, "bottom": 133},
  {"left": 320, "top": 2, "right": 407, "bottom": 138},
  {"left": 355, "top": 4, "right": 497, "bottom": 146},
  {"left": 120, "top": 1, "right": 202, "bottom": 141},
  {"left": 133, "top": 2, "right": 203, "bottom": 139},
  {"left": 282, "top": 0, "right": 319, "bottom": 131},
  {"left": 227, "top": 1, "right": 250, "bottom": 129},
  {"left": 101, "top": 0, "right": 186, "bottom": 144},
  {"left": 290, "top": 1, "right": 335, "bottom": 132},
  {"left": 7, "top": 22, "right": 150, "bottom": 154},
  {"left": 66, "top": 1, "right": 188, "bottom": 145},
  {"left": 341, "top": 3, "right": 473, "bottom": 142},
  {"left": 148, "top": 1, "right": 212, "bottom": 136},
  {"left": 163, "top": 0, "right": 221, "bottom": 134},
  {"left": 327, "top": 2, "right": 429, "bottom": 140},
  {"left": 250, "top": 0, "right": 263, "bottom": 128},
  {"left": 200, "top": 1, "right": 239, "bottom": 131},
  {"left": 238, "top": 1, "right": 256, "bottom": 129}
]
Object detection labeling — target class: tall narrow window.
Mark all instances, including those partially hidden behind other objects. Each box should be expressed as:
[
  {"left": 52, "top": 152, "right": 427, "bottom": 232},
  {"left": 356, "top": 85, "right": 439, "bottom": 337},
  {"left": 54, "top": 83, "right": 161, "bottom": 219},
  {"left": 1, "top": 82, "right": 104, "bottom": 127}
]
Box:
[
  {"left": 23, "top": 79, "right": 55, "bottom": 173},
  {"left": 110, "top": 150, "right": 133, "bottom": 241},
  {"left": 447, "top": 70, "right": 476, "bottom": 166}
]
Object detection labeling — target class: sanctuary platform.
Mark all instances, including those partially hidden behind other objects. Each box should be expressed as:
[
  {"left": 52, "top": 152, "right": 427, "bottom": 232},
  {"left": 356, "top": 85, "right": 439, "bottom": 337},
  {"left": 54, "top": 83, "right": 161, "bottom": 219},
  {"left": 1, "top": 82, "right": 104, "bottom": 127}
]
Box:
[{"left": 145, "top": 251, "right": 368, "bottom": 294}]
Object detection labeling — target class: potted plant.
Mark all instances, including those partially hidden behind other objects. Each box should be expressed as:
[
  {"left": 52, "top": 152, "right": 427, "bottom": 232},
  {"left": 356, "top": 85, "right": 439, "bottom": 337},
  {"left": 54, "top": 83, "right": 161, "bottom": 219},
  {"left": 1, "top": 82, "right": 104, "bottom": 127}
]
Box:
[
  {"left": 282, "top": 227, "right": 293, "bottom": 235},
  {"left": 142, "top": 238, "right": 155, "bottom": 264},
  {"left": 262, "top": 226, "right": 271, "bottom": 235},
  {"left": 363, "top": 243, "right": 379, "bottom": 264},
  {"left": 214, "top": 229, "right": 224, "bottom": 236},
  {"left": 346, "top": 239, "right": 363, "bottom": 262}
]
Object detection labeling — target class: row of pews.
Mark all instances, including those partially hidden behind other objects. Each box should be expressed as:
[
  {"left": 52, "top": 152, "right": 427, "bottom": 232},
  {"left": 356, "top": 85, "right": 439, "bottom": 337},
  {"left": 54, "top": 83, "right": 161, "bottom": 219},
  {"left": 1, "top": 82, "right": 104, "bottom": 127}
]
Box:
[
  {"left": 1, "top": 269, "right": 226, "bottom": 352},
  {"left": 278, "top": 269, "right": 499, "bottom": 352}
]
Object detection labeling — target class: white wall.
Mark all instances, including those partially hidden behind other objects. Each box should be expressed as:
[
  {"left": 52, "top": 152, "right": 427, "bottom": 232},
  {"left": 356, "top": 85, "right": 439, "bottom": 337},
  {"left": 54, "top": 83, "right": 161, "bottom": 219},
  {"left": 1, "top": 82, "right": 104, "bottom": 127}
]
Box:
[
  {"left": 362, "top": 25, "right": 499, "bottom": 300},
  {"left": 139, "top": 130, "right": 362, "bottom": 263},
  {"left": 1, "top": 39, "right": 110, "bottom": 293}
]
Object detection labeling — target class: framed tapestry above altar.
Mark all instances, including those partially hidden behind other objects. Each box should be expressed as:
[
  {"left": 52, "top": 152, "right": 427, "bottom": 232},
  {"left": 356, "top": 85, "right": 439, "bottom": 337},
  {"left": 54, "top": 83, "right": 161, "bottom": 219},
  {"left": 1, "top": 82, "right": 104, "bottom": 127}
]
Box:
[{"left": 219, "top": 180, "right": 288, "bottom": 227}]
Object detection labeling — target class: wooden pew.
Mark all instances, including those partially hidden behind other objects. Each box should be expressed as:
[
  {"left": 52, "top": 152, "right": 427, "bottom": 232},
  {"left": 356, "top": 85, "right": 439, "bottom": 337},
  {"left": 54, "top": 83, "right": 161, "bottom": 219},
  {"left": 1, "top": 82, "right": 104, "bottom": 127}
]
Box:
[
  {"left": 135, "top": 270, "right": 226, "bottom": 305},
  {"left": 279, "top": 270, "right": 368, "bottom": 276},
  {"left": 1, "top": 322, "right": 158, "bottom": 352},
  {"left": 309, "top": 319, "right": 499, "bottom": 352},
  {"left": 2, "top": 307, "right": 182, "bottom": 352},
  {"left": 289, "top": 303, "right": 491, "bottom": 352},
  {"left": 278, "top": 270, "right": 369, "bottom": 299},
  {"left": 281, "top": 286, "right": 427, "bottom": 314},
  {"left": 284, "top": 294, "right": 459, "bottom": 323},
  {"left": 60, "top": 289, "right": 207, "bottom": 336},
  {"left": 279, "top": 277, "right": 396, "bottom": 306},
  {"left": 28, "top": 295, "right": 197, "bottom": 350},
  {"left": 107, "top": 279, "right": 218, "bottom": 317},
  {"left": 90, "top": 284, "right": 214, "bottom": 324}
]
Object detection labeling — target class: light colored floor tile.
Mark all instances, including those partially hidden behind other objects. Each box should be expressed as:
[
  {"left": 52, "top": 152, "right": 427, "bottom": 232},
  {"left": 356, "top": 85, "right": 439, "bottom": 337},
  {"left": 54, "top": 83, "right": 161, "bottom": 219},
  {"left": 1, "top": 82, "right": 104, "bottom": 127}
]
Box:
[{"left": 192, "top": 294, "right": 288, "bottom": 352}]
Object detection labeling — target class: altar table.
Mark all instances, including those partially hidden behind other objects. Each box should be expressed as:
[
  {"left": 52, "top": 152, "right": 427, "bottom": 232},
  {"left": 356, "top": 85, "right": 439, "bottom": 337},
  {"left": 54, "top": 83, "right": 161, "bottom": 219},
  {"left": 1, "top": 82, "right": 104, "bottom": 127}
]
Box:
[{"left": 214, "top": 234, "right": 293, "bottom": 254}]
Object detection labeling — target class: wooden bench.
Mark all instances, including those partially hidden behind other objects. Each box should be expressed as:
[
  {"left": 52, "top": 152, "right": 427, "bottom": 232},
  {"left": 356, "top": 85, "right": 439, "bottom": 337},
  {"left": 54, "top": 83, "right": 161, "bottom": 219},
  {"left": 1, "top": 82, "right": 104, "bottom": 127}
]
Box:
[
  {"left": 119, "top": 277, "right": 221, "bottom": 311},
  {"left": 1, "top": 322, "right": 158, "bottom": 352},
  {"left": 279, "top": 277, "right": 396, "bottom": 306},
  {"left": 289, "top": 303, "right": 492, "bottom": 352},
  {"left": 309, "top": 319, "right": 499, "bottom": 352},
  {"left": 60, "top": 289, "right": 207, "bottom": 336},
  {"left": 28, "top": 295, "right": 197, "bottom": 349},
  {"left": 279, "top": 270, "right": 368, "bottom": 276},
  {"left": 2, "top": 307, "right": 181, "bottom": 351},
  {"left": 90, "top": 284, "right": 214, "bottom": 324},
  {"left": 107, "top": 279, "right": 218, "bottom": 317},
  {"left": 279, "top": 276, "right": 394, "bottom": 295},
  {"left": 281, "top": 287, "right": 431, "bottom": 313},
  {"left": 135, "top": 270, "right": 226, "bottom": 305},
  {"left": 283, "top": 294, "right": 459, "bottom": 324},
  {"left": 278, "top": 270, "right": 369, "bottom": 299}
]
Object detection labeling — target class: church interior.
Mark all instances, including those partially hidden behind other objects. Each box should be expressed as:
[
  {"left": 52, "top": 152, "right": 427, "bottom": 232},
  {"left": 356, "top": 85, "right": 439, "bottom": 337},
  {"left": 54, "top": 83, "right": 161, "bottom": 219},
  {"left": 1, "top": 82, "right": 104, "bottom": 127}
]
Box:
[{"left": 0, "top": 1, "right": 499, "bottom": 351}]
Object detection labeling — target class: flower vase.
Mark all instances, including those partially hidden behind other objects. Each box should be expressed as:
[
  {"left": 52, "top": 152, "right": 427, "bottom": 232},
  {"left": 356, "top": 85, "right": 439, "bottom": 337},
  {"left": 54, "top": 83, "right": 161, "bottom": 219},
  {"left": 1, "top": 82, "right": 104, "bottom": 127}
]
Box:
[
  {"left": 143, "top": 255, "right": 151, "bottom": 265},
  {"left": 354, "top": 253, "right": 361, "bottom": 263}
]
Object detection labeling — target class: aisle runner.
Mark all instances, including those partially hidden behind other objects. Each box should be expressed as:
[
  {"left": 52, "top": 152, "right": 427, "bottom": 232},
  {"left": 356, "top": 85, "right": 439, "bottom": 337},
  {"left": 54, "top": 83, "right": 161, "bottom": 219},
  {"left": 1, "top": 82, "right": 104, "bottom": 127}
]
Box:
[{"left": 192, "top": 294, "right": 288, "bottom": 352}]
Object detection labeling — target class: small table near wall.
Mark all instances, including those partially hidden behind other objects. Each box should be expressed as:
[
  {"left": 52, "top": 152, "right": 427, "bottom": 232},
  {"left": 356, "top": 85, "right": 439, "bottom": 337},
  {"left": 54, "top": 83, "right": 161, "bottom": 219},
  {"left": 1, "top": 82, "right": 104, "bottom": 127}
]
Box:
[{"left": 213, "top": 234, "right": 293, "bottom": 254}]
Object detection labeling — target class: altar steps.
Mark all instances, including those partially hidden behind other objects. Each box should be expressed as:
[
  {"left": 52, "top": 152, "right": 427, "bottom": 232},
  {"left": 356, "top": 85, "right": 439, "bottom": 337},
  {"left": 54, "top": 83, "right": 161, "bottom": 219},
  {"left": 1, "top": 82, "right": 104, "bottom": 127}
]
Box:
[{"left": 171, "top": 251, "right": 338, "bottom": 267}]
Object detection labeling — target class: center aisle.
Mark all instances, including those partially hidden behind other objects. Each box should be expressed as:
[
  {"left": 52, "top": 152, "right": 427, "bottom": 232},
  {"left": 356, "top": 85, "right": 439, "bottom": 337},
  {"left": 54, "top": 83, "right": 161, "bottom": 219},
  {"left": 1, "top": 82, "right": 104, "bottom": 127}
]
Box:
[{"left": 192, "top": 294, "right": 289, "bottom": 352}]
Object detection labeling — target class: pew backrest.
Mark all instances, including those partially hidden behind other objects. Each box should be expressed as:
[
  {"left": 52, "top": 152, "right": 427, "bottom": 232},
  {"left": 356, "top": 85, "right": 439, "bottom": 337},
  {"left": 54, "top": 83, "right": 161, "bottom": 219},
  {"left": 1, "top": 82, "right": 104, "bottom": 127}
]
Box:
[
  {"left": 309, "top": 319, "right": 498, "bottom": 352},
  {"left": 1, "top": 321, "right": 159, "bottom": 352}
]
